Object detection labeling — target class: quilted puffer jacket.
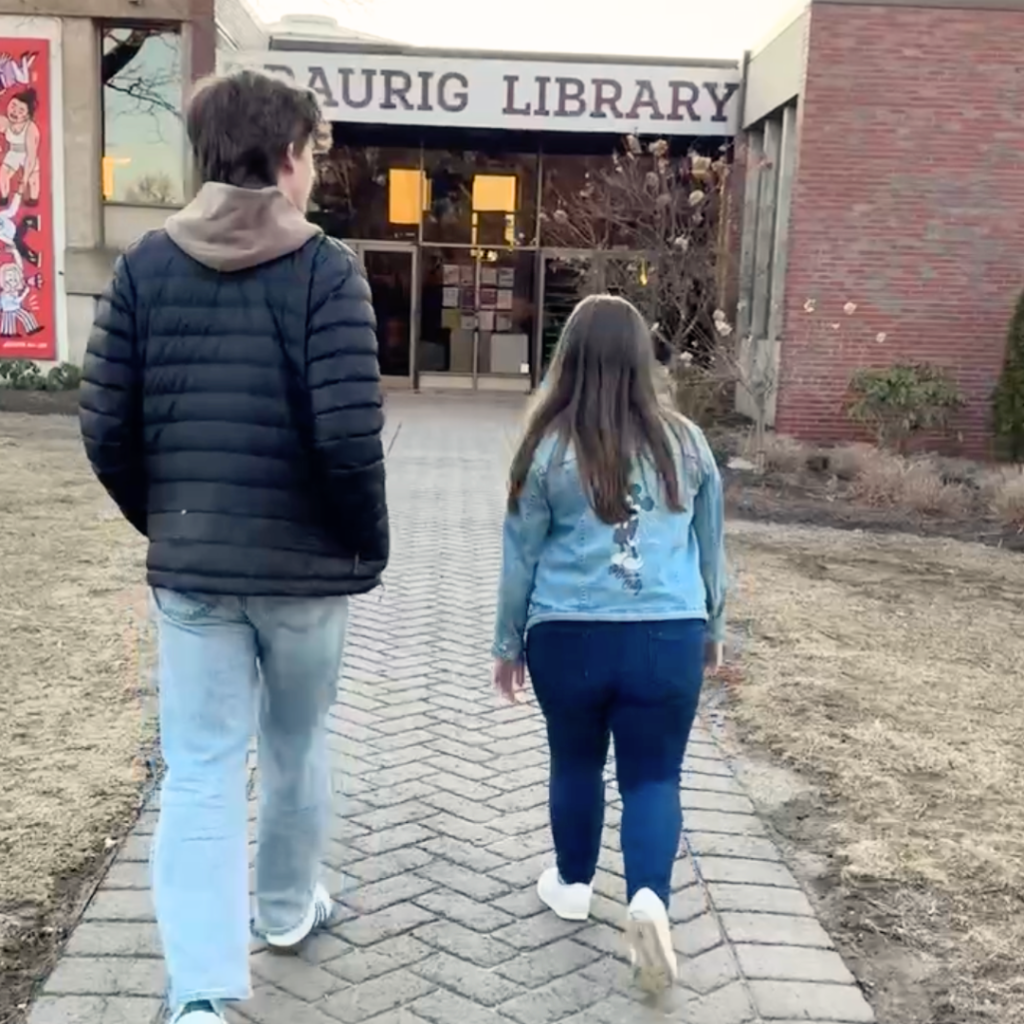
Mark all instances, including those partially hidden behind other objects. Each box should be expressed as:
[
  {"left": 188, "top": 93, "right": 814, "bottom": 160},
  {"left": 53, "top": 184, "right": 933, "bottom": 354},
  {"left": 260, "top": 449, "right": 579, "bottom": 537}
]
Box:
[{"left": 79, "top": 183, "right": 389, "bottom": 596}]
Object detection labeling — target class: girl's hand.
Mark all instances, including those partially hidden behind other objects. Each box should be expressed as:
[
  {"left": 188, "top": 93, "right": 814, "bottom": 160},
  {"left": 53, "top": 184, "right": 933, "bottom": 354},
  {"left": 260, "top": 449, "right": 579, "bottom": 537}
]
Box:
[
  {"left": 705, "top": 641, "right": 725, "bottom": 676},
  {"left": 493, "top": 658, "right": 527, "bottom": 704}
]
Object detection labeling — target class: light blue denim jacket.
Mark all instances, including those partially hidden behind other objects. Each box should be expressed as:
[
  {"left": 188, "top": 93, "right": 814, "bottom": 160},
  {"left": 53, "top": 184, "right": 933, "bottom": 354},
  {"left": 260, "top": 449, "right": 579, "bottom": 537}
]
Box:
[{"left": 493, "top": 419, "right": 727, "bottom": 662}]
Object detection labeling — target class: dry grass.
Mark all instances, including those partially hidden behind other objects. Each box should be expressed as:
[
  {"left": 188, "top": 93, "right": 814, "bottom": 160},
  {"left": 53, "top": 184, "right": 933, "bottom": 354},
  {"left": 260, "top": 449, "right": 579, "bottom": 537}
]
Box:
[
  {"left": 847, "top": 449, "right": 971, "bottom": 516},
  {"left": 981, "top": 466, "right": 1024, "bottom": 531},
  {"left": 826, "top": 442, "right": 880, "bottom": 482},
  {"left": 729, "top": 520, "right": 1024, "bottom": 1022},
  {"left": 741, "top": 432, "right": 810, "bottom": 475},
  {"left": 743, "top": 435, "right": 975, "bottom": 517},
  {"left": 0, "top": 415, "right": 151, "bottom": 1020}
]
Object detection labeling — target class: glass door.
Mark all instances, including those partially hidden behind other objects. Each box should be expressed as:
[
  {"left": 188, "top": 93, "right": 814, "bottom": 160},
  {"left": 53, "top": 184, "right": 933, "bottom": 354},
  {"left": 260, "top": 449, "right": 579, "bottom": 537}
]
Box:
[
  {"left": 539, "top": 252, "right": 592, "bottom": 377},
  {"left": 354, "top": 245, "right": 417, "bottom": 384},
  {"left": 475, "top": 249, "right": 535, "bottom": 392}
]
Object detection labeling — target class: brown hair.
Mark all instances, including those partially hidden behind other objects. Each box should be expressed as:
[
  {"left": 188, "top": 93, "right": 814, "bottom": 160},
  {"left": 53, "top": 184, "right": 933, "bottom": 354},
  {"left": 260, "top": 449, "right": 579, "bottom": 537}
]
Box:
[
  {"left": 186, "top": 70, "right": 320, "bottom": 188},
  {"left": 509, "top": 294, "right": 689, "bottom": 524}
]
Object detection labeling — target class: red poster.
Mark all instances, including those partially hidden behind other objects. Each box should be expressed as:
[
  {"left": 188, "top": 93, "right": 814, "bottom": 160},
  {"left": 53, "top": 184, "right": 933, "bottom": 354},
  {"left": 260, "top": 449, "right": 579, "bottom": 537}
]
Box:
[{"left": 0, "top": 40, "right": 55, "bottom": 360}]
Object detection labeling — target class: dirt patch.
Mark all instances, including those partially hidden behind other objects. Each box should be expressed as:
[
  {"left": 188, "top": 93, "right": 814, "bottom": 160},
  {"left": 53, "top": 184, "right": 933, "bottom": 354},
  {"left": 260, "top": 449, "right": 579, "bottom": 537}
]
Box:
[
  {"left": 0, "top": 414, "right": 154, "bottom": 1024},
  {"left": 0, "top": 388, "right": 79, "bottom": 417},
  {"left": 720, "top": 520, "right": 1024, "bottom": 1024}
]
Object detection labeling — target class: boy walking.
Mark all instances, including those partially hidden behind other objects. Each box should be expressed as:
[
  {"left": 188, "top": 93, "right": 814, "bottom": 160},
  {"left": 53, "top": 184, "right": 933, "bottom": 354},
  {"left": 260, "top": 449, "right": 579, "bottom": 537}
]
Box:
[{"left": 79, "top": 71, "right": 388, "bottom": 1022}]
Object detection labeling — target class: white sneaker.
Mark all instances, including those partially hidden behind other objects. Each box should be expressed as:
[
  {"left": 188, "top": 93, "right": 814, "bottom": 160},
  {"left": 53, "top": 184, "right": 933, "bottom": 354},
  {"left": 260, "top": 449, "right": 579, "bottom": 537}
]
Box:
[
  {"left": 264, "top": 882, "right": 334, "bottom": 951},
  {"left": 627, "top": 888, "right": 678, "bottom": 993},
  {"left": 171, "top": 1001, "right": 225, "bottom": 1023},
  {"left": 536, "top": 866, "right": 592, "bottom": 921}
]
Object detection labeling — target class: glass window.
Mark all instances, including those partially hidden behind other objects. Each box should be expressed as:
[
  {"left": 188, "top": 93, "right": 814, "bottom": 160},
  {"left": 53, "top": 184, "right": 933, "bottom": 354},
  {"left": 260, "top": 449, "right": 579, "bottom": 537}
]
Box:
[
  {"left": 541, "top": 137, "right": 694, "bottom": 249},
  {"left": 422, "top": 145, "right": 538, "bottom": 247},
  {"left": 540, "top": 152, "right": 628, "bottom": 249},
  {"left": 101, "top": 26, "right": 185, "bottom": 205},
  {"left": 311, "top": 142, "right": 423, "bottom": 241}
]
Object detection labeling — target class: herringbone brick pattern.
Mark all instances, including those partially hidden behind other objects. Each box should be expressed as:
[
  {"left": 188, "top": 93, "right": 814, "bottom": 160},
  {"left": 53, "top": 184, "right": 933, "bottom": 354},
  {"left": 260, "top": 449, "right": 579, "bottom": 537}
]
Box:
[{"left": 30, "top": 395, "right": 874, "bottom": 1024}]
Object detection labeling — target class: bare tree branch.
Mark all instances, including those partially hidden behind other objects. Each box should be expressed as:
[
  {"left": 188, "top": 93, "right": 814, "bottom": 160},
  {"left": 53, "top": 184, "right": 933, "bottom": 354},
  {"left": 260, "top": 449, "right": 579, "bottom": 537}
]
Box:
[
  {"left": 545, "top": 136, "right": 777, "bottom": 459},
  {"left": 102, "top": 28, "right": 182, "bottom": 134},
  {"left": 544, "top": 138, "right": 729, "bottom": 363},
  {"left": 101, "top": 30, "right": 149, "bottom": 84}
]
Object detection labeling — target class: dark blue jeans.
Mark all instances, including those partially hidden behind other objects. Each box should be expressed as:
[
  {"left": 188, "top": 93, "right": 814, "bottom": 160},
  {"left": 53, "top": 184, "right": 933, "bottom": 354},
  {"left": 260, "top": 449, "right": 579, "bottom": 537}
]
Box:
[{"left": 526, "top": 619, "right": 705, "bottom": 907}]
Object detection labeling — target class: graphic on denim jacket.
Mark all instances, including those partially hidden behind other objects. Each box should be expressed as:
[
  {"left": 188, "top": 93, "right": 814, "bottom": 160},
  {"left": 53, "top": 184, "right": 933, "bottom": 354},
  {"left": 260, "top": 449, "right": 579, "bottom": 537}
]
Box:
[{"left": 610, "top": 482, "right": 655, "bottom": 594}]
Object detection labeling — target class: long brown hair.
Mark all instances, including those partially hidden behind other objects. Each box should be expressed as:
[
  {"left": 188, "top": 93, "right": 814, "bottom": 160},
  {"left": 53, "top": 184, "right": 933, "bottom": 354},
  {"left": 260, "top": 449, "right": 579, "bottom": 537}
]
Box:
[{"left": 509, "top": 294, "right": 688, "bottom": 523}]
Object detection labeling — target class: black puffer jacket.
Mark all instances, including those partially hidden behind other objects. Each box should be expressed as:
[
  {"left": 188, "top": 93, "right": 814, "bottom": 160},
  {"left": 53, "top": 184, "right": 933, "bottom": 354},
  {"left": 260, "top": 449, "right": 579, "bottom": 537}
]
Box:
[{"left": 79, "top": 184, "right": 388, "bottom": 596}]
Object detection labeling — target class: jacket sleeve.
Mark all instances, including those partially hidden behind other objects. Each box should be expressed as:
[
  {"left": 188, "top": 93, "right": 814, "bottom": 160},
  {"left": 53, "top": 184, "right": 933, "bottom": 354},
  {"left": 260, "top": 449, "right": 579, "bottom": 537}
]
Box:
[
  {"left": 492, "top": 456, "right": 551, "bottom": 663},
  {"left": 78, "top": 255, "right": 147, "bottom": 536},
  {"left": 306, "top": 240, "right": 389, "bottom": 568},
  {"left": 690, "top": 425, "right": 728, "bottom": 642}
]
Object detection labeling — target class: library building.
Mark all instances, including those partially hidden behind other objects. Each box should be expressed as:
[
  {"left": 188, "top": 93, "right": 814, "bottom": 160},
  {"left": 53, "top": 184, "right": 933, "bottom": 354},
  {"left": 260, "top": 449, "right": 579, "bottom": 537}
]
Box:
[{"left": 7, "top": 0, "right": 1024, "bottom": 451}]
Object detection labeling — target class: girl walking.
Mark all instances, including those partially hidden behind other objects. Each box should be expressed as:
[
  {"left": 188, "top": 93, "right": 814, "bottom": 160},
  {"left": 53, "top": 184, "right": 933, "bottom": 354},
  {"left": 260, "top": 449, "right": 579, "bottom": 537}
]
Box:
[{"left": 492, "top": 294, "right": 727, "bottom": 993}]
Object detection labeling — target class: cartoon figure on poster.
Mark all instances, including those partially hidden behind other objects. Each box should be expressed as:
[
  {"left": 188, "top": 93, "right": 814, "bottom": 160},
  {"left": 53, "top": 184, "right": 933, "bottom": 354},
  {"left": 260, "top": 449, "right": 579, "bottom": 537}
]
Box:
[
  {"left": 0, "top": 193, "right": 39, "bottom": 268},
  {"left": 0, "top": 47, "right": 45, "bottom": 346},
  {"left": 0, "top": 261, "right": 41, "bottom": 336},
  {"left": 0, "top": 84, "right": 40, "bottom": 205}
]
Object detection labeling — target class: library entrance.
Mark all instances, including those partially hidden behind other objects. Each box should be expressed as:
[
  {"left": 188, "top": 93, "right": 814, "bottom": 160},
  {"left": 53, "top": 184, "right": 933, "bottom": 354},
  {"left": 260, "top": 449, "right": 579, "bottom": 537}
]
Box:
[{"left": 267, "top": 45, "right": 740, "bottom": 393}]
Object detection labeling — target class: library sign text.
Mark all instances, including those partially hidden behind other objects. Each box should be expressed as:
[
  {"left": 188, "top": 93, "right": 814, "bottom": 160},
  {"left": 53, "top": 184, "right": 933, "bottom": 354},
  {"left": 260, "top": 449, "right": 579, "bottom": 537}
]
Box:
[{"left": 222, "top": 52, "right": 741, "bottom": 136}]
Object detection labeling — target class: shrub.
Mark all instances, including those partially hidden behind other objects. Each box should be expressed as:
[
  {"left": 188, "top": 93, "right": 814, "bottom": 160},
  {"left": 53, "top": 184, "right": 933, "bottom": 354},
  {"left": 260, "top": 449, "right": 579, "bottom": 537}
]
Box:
[
  {"left": 848, "top": 448, "right": 969, "bottom": 516},
  {"left": 46, "top": 363, "right": 81, "bottom": 391},
  {"left": 669, "top": 360, "right": 733, "bottom": 427},
  {"left": 741, "top": 432, "right": 809, "bottom": 475},
  {"left": 828, "top": 443, "right": 878, "bottom": 481},
  {"left": 846, "top": 363, "right": 964, "bottom": 452},
  {"left": 0, "top": 359, "right": 80, "bottom": 392},
  {"left": 981, "top": 468, "right": 1024, "bottom": 531},
  {"left": 992, "top": 289, "right": 1024, "bottom": 462},
  {"left": 0, "top": 358, "right": 44, "bottom": 390}
]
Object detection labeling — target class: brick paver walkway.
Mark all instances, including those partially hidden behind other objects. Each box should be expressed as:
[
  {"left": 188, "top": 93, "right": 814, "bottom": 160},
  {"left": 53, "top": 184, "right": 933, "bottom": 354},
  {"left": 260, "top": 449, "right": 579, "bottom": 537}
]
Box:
[{"left": 30, "top": 395, "right": 874, "bottom": 1024}]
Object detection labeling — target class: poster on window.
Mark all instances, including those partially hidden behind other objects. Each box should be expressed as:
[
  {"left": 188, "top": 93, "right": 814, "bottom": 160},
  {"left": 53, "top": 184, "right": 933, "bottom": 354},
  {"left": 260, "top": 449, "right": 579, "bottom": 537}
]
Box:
[{"left": 0, "top": 40, "right": 53, "bottom": 360}]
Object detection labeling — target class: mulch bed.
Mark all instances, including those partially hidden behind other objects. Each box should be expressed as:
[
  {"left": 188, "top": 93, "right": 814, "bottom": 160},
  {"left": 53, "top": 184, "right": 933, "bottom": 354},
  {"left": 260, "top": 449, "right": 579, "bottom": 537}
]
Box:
[
  {"left": 0, "top": 389, "right": 79, "bottom": 417},
  {"left": 723, "top": 468, "right": 1024, "bottom": 552}
]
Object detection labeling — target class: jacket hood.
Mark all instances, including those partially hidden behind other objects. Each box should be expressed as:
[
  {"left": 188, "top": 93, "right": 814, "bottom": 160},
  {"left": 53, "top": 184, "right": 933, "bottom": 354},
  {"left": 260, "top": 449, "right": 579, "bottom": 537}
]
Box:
[{"left": 165, "top": 183, "right": 321, "bottom": 272}]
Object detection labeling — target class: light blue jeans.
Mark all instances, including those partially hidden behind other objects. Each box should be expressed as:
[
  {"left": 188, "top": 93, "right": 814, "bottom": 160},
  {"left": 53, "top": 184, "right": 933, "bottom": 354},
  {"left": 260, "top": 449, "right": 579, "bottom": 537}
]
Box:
[{"left": 150, "top": 588, "right": 348, "bottom": 1011}]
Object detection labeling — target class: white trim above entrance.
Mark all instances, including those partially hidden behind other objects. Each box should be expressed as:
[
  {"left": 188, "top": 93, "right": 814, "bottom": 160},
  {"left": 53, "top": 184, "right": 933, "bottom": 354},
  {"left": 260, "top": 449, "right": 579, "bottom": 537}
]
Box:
[{"left": 220, "top": 50, "right": 741, "bottom": 136}]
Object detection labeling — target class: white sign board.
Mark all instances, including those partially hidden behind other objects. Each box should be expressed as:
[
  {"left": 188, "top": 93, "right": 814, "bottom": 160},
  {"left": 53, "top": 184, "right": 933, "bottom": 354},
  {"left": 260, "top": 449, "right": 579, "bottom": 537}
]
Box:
[{"left": 220, "top": 51, "right": 741, "bottom": 136}]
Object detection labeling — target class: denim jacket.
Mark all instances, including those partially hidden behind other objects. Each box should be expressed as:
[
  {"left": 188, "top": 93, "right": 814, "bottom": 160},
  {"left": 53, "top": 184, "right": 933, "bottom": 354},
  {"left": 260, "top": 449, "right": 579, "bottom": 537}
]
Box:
[{"left": 493, "top": 419, "right": 727, "bottom": 662}]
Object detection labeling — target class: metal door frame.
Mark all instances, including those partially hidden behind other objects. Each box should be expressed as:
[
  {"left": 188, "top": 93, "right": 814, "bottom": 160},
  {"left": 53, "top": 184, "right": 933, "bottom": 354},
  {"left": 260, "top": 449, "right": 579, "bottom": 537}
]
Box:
[{"left": 346, "top": 240, "right": 419, "bottom": 386}]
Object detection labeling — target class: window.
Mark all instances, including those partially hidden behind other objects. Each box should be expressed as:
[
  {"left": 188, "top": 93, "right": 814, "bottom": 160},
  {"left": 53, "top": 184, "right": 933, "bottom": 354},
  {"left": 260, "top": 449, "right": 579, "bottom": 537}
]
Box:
[
  {"left": 311, "top": 140, "right": 423, "bottom": 241},
  {"left": 422, "top": 141, "right": 538, "bottom": 247},
  {"left": 101, "top": 26, "right": 185, "bottom": 206}
]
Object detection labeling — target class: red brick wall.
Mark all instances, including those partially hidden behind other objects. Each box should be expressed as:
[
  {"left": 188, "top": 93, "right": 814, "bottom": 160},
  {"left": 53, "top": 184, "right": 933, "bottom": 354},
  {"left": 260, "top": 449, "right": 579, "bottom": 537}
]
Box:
[{"left": 775, "top": 2, "right": 1024, "bottom": 455}]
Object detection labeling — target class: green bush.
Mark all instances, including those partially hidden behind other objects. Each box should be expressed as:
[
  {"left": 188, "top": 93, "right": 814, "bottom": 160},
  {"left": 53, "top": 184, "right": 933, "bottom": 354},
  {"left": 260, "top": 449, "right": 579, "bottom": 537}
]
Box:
[
  {"left": 0, "top": 359, "right": 81, "bottom": 392},
  {"left": 846, "top": 363, "right": 964, "bottom": 452},
  {"left": 993, "top": 290, "right": 1024, "bottom": 462},
  {"left": 45, "top": 363, "right": 81, "bottom": 392}
]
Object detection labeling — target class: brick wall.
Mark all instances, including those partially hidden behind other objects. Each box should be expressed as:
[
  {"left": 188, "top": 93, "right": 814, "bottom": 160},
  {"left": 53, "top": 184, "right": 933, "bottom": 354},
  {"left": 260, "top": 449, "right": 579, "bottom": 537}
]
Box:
[{"left": 775, "top": 2, "right": 1024, "bottom": 455}]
